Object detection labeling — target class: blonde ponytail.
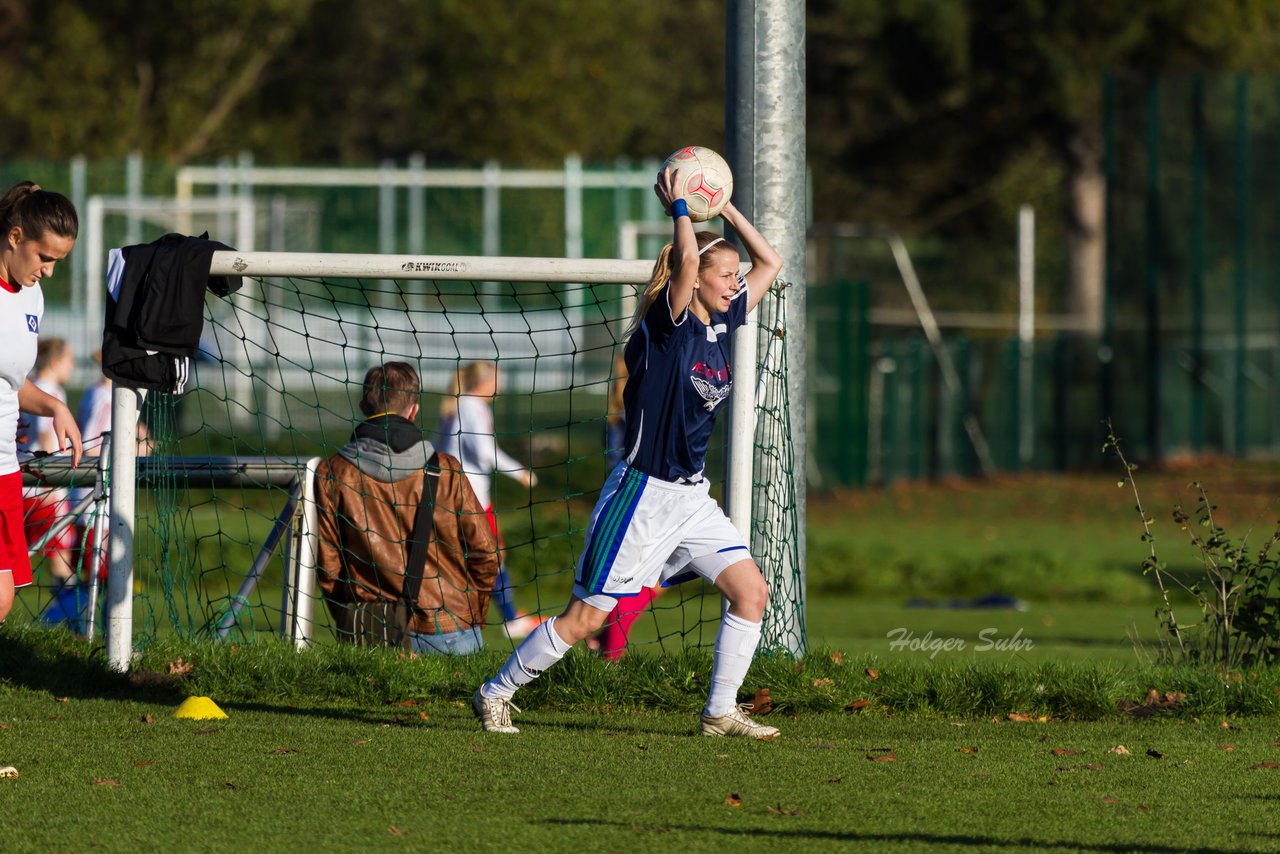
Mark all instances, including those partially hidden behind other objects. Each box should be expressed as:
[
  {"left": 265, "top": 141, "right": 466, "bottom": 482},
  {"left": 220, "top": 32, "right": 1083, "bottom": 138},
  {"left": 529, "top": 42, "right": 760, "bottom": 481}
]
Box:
[
  {"left": 439, "top": 360, "right": 496, "bottom": 419},
  {"left": 624, "top": 231, "right": 737, "bottom": 340}
]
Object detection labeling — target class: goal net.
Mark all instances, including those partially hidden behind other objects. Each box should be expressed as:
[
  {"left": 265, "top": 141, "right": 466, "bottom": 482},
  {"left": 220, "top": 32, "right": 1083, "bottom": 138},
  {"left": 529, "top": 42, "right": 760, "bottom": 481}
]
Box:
[{"left": 109, "top": 251, "right": 804, "bottom": 659}]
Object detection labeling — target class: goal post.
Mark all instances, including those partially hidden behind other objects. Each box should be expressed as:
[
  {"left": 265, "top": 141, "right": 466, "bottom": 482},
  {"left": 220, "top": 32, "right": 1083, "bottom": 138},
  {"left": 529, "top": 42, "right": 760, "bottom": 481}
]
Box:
[{"left": 104, "top": 251, "right": 804, "bottom": 669}]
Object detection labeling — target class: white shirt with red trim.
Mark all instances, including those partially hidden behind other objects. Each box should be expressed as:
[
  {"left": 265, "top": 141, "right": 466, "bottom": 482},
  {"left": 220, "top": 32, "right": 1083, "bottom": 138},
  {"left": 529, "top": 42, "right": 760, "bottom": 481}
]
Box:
[{"left": 0, "top": 280, "right": 43, "bottom": 475}]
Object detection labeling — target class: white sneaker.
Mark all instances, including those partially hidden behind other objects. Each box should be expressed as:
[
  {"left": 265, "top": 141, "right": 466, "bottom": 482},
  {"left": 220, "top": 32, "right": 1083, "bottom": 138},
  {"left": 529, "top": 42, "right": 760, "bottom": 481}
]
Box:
[
  {"left": 700, "top": 704, "right": 780, "bottom": 740},
  {"left": 472, "top": 688, "right": 521, "bottom": 734},
  {"left": 503, "top": 613, "right": 546, "bottom": 639}
]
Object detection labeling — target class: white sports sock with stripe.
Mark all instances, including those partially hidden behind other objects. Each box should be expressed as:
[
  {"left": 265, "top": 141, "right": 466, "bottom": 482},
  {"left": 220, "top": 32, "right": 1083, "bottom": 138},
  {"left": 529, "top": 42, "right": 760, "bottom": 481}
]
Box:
[
  {"left": 703, "top": 612, "right": 763, "bottom": 717},
  {"left": 481, "top": 616, "right": 573, "bottom": 700}
]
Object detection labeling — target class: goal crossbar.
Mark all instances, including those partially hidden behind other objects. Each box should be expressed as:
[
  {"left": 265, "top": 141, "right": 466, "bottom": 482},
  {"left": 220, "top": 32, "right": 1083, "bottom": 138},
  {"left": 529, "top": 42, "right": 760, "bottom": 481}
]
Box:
[{"left": 209, "top": 251, "right": 655, "bottom": 283}]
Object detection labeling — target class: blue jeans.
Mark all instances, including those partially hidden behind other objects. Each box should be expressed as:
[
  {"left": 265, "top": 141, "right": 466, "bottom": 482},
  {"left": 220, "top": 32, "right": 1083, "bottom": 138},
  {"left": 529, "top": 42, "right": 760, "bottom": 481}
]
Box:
[{"left": 409, "top": 626, "right": 484, "bottom": 656}]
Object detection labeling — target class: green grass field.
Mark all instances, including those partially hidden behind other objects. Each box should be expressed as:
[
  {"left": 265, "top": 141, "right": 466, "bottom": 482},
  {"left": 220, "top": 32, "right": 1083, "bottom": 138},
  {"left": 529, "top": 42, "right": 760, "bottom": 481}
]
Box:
[
  {"left": 4, "top": 684, "right": 1280, "bottom": 852},
  {"left": 6, "top": 460, "right": 1280, "bottom": 849}
]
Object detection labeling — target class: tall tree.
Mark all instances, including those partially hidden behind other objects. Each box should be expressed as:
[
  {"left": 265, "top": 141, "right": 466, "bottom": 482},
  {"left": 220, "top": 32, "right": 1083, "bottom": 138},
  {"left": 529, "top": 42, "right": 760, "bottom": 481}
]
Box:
[{"left": 807, "top": 0, "right": 1280, "bottom": 323}]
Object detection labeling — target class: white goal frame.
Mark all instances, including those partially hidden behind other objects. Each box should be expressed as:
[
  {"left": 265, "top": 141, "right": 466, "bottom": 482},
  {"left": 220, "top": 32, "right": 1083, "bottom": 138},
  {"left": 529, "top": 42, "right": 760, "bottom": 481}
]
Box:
[{"left": 104, "top": 251, "right": 769, "bottom": 671}]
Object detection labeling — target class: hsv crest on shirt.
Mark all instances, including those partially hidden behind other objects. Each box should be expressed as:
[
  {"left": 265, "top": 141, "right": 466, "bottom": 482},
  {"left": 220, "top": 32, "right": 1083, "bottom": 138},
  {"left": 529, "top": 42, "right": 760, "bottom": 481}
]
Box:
[{"left": 689, "top": 362, "right": 732, "bottom": 412}]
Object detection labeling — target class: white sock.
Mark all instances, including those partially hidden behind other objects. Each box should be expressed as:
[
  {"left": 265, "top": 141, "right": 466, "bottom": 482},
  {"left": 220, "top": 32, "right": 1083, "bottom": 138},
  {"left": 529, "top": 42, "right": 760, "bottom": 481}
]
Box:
[
  {"left": 703, "top": 612, "right": 762, "bottom": 717},
  {"left": 482, "top": 616, "right": 573, "bottom": 699}
]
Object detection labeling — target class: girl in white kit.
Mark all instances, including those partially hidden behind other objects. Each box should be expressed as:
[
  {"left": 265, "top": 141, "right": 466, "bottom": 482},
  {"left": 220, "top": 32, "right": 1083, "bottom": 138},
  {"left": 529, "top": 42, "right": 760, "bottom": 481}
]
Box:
[{"left": 0, "top": 182, "right": 83, "bottom": 625}]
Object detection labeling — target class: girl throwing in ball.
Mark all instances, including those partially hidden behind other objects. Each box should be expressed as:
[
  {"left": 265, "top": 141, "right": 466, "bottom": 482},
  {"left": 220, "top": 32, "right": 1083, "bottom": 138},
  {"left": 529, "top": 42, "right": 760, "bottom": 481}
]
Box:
[{"left": 473, "top": 165, "right": 784, "bottom": 738}]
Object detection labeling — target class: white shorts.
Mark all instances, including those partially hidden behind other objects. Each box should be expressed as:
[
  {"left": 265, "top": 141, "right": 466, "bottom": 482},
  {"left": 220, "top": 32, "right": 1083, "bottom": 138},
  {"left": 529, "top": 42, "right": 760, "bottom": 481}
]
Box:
[{"left": 573, "top": 463, "right": 752, "bottom": 612}]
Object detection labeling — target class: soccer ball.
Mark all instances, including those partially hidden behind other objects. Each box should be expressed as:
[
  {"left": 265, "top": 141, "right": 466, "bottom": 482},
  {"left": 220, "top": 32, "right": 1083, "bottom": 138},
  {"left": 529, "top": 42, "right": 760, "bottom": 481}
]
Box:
[{"left": 662, "top": 146, "right": 733, "bottom": 222}]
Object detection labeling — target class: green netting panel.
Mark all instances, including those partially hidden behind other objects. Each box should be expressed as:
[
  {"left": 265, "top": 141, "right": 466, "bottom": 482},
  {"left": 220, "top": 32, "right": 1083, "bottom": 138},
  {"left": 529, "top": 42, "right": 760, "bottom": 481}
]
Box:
[
  {"left": 751, "top": 284, "right": 806, "bottom": 654},
  {"left": 104, "top": 273, "right": 800, "bottom": 655}
]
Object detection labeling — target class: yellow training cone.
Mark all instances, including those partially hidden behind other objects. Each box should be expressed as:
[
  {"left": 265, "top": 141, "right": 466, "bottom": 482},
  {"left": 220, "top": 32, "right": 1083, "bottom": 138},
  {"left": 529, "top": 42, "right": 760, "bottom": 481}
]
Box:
[{"left": 173, "top": 696, "right": 228, "bottom": 720}]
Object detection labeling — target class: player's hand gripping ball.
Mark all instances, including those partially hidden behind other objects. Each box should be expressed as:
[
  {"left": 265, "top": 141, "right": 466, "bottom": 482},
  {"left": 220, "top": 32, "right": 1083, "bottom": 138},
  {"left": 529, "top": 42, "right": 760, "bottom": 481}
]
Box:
[{"left": 662, "top": 146, "right": 734, "bottom": 222}]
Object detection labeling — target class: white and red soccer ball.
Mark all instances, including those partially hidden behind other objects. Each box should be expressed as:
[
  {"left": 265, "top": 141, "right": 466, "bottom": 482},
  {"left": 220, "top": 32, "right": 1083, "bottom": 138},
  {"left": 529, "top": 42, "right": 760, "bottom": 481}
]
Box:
[{"left": 662, "top": 146, "right": 734, "bottom": 222}]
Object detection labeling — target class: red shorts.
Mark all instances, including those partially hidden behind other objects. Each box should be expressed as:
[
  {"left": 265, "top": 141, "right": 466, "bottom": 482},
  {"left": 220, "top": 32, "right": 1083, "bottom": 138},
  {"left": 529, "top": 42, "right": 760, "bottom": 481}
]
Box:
[
  {"left": 0, "top": 472, "right": 34, "bottom": 588},
  {"left": 23, "top": 493, "right": 75, "bottom": 557},
  {"left": 484, "top": 505, "right": 504, "bottom": 549}
]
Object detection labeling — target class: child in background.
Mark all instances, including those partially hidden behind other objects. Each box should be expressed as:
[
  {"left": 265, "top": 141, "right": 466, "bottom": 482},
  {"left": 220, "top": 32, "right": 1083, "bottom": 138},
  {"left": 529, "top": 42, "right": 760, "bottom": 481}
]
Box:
[
  {"left": 437, "top": 360, "right": 542, "bottom": 638},
  {"left": 17, "top": 338, "right": 77, "bottom": 600}
]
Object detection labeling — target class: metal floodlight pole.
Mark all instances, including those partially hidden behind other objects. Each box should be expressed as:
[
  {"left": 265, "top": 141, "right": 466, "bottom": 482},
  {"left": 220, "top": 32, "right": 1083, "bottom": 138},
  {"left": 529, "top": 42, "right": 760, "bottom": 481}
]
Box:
[{"left": 727, "top": 0, "right": 807, "bottom": 654}]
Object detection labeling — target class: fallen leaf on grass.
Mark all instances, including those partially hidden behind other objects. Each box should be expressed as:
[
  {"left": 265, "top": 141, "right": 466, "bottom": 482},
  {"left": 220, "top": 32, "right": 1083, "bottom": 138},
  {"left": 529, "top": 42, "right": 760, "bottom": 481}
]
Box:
[
  {"left": 1051, "top": 748, "right": 1081, "bottom": 757},
  {"left": 811, "top": 678, "right": 833, "bottom": 688},
  {"left": 752, "top": 688, "right": 775, "bottom": 715},
  {"left": 1146, "top": 749, "right": 1164, "bottom": 759},
  {"left": 1102, "top": 796, "right": 1119, "bottom": 804},
  {"left": 138, "top": 714, "right": 156, "bottom": 725},
  {"left": 352, "top": 740, "right": 368, "bottom": 746},
  {"left": 767, "top": 804, "right": 803, "bottom": 816},
  {"left": 865, "top": 668, "right": 880, "bottom": 680},
  {"left": 392, "top": 699, "right": 421, "bottom": 707},
  {"left": 1251, "top": 762, "right": 1280, "bottom": 770},
  {"left": 1081, "top": 763, "right": 1104, "bottom": 771},
  {"left": 829, "top": 651, "right": 844, "bottom": 665},
  {"left": 387, "top": 826, "right": 409, "bottom": 837},
  {"left": 1138, "top": 805, "right": 1150, "bottom": 813},
  {"left": 1108, "top": 745, "right": 1131, "bottom": 756},
  {"left": 844, "top": 699, "right": 871, "bottom": 712},
  {"left": 449, "top": 700, "right": 466, "bottom": 709},
  {"left": 418, "top": 712, "right": 430, "bottom": 722},
  {"left": 0, "top": 723, "right": 11, "bottom": 730},
  {"left": 1217, "top": 744, "right": 1235, "bottom": 752},
  {"left": 867, "top": 752, "right": 897, "bottom": 763},
  {"left": 1007, "top": 713, "right": 1049, "bottom": 723},
  {"left": 959, "top": 746, "right": 978, "bottom": 755},
  {"left": 219, "top": 781, "right": 237, "bottom": 790},
  {"left": 91, "top": 778, "right": 120, "bottom": 787},
  {"left": 167, "top": 658, "right": 193, "bottom": 676},
  {"left": 55, "top": 696, "right": 69, "bottom": 703},
  {"left": 133, "top": 760, "right": 152, "bottom": 768},
  {"left": 1117, "top": 690, "right": 1185, "bottom": 719},
  {"left": 469, "top": 739, "right": 484, "bottom": 753},
  {"left": 268, "top": 748, "right": 299, "bottom": 755},
  {"left": 724, "top": 793, "right": 742, "bottom": 808}
]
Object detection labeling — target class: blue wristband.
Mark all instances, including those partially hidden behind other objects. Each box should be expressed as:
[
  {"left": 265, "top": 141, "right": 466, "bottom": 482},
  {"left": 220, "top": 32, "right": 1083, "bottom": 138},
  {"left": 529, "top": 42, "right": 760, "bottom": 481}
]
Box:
[{"left": 669, "top": 198, "right": 689, "bottom": 219}]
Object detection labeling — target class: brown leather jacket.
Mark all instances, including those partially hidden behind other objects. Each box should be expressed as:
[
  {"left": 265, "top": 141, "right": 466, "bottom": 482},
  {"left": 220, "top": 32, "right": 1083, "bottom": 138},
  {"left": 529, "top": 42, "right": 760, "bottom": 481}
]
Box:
[{"left": 314, "top": 424, "right": 500, "bottom": 636}]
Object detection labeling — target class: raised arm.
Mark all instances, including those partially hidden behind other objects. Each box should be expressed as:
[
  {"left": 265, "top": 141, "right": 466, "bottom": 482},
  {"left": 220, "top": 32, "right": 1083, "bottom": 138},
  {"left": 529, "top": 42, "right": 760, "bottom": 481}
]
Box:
[
  {"left": 654, "top": 167, "right": 700, "bottom": 322},
  {"left": 719, "top": 202, "right": 784, "bottom": 313}
]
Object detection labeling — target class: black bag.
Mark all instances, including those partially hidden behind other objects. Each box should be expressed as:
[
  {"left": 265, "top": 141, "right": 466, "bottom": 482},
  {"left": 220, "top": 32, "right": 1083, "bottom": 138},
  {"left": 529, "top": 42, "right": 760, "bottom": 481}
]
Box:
[{"left": 335, "top": 455, "right": 440, "bottom": 651}]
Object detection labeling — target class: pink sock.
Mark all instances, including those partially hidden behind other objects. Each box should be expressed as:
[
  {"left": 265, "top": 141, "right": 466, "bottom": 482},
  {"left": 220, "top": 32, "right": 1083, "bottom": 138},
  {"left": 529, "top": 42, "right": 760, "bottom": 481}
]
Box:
[{"left": 599, "top": 586, "right": 660, "bottom": 661}]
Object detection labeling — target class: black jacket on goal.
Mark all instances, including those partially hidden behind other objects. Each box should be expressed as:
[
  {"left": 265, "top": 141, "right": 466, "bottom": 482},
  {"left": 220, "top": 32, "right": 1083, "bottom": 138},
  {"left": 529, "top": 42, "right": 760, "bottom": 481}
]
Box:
[{"left": 101, "top": 232, "right": 243, "bottom": 392}]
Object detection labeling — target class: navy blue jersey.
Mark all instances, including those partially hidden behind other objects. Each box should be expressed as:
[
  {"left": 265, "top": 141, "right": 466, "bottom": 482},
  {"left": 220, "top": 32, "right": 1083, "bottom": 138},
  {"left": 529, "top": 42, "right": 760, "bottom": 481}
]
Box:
[{"left": 621, "top": 277, "right": 749, "bottom": 481}]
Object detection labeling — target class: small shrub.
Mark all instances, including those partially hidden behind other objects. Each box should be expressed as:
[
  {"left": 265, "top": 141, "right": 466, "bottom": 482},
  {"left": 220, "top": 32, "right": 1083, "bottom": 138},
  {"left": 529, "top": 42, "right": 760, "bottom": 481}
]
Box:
[{"left": 1107, "top": 425, "right": 1280, "bottom": 669}]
